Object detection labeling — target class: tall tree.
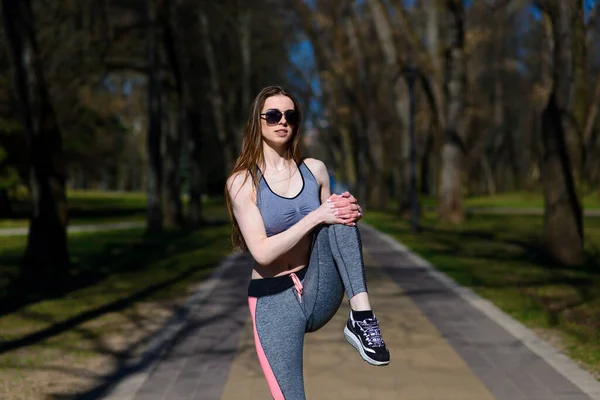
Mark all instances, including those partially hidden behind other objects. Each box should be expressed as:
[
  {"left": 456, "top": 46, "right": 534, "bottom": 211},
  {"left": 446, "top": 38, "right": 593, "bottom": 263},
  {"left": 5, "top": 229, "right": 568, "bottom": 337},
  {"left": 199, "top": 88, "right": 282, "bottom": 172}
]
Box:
[
  {"left": 437, "top": 0, "right": 466, "bottom": 222},
  {"left": 366, "top": 0, "right": 411, "bottom": 212},
  {"left": 146, "top": 0, "right": 164, "bottom": 232},
  {"left": 200, "top": 9, "right": 236, "bottom": 174},
  {"left": 537, "top": 0, "right": 584, "bottom": 265},
  {"left": 162, "top": 0, "right": 185, "bottom": 228},
  {"left": 1, "top": 0, "right": 70, "bottom": 287}
]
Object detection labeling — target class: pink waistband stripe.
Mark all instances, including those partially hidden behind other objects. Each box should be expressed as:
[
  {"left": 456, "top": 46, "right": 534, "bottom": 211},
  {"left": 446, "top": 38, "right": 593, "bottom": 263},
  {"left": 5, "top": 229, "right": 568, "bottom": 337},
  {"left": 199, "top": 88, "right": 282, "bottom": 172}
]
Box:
[
  {"left": 248, "top": 297, "right": 285, "bottom": 400},
  {"left": 290, "top": 272, "right": 303, "bottom": 303}
]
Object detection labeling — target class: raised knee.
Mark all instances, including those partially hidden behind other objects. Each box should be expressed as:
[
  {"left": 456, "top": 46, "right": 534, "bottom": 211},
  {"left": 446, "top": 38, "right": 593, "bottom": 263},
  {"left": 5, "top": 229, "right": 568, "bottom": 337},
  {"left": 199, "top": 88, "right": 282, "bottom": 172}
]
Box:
[{"left": 329, "top": 223, "right": 358, "bottom": 241}]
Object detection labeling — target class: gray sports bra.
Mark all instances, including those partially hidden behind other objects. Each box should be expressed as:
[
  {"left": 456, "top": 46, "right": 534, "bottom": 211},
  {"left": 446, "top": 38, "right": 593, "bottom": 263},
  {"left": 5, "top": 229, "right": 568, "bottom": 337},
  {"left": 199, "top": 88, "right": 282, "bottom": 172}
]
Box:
[{"left": 254, "top": 161, "right": 321, "bottom": 237}]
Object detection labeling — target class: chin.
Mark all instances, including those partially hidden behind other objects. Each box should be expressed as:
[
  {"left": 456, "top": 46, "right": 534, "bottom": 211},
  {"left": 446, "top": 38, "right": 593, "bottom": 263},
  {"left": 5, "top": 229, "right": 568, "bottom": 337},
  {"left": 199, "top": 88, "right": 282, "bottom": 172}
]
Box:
[
  {"left": 263, "top": 134, "right": 293, "bottom": 149},
  {"left": 273, "top": 134, "right": 292, "bottom": 144}
]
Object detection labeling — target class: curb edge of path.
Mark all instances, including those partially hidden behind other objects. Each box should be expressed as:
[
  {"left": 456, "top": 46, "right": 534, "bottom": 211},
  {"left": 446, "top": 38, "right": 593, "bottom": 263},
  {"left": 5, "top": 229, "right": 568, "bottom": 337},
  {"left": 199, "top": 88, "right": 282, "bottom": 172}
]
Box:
[
  {"left": 101, "top": 250, "right": 246, "bottom": 400},
  {"left": 360, "top": 222, "right": 600, "bottom": 400}
]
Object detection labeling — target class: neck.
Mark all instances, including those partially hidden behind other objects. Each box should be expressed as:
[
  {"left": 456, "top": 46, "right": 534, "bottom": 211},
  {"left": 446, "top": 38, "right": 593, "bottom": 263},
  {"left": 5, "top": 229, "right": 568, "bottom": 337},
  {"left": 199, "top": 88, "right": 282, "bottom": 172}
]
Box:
[{"left": 262, "top": 141, "right": 292, "bottom": 171}]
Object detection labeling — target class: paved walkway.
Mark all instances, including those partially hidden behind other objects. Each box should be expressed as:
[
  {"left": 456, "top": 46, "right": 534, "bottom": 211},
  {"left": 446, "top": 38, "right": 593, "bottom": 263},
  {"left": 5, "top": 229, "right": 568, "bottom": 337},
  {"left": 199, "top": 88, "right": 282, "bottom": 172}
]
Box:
[
  {"left": 99, "top": 224, "right": 600, "bottom": 400},
  {"left": 0, "top": 221, "right": 145, "bottom": 237}
]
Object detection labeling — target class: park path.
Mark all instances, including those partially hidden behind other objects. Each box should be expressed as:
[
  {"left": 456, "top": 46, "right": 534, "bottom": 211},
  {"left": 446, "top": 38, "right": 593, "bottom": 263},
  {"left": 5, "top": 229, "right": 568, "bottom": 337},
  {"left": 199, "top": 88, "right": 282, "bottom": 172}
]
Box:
[
  {"left": 95, "top": 223, "right": 600, "bottom": 400},
  {"left": 0, "top": 221, "right": 145, "bottom": 237}
]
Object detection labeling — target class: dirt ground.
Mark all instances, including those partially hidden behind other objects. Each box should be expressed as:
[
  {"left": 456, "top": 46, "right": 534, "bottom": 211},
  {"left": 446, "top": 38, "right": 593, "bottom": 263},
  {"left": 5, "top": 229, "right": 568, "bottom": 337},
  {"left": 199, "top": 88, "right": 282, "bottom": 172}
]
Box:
[{"left": 0, "top": 300, "right": 181, "bottom": 400}]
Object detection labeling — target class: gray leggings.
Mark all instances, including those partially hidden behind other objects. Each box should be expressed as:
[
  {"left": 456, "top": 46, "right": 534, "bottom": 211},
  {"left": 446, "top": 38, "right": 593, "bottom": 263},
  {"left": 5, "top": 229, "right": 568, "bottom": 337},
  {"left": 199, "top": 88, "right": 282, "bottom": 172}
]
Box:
[{"left": 247, "top": 224, "right": 368, "bottom": 400}]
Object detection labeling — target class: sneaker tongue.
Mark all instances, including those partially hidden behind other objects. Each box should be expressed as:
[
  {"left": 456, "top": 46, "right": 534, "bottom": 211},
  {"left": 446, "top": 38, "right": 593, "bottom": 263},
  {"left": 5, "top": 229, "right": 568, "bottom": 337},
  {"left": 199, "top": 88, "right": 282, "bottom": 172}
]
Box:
[{"left": 361, "top": 318, "right": 378, "bottom": 328}]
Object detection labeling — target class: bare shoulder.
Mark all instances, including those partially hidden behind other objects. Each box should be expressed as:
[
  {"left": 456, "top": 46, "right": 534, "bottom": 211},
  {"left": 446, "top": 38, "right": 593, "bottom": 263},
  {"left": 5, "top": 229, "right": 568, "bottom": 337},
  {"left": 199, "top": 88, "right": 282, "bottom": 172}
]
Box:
[
  {"left": 303, "top": 157, "right": 329, "bottom": 181},
  {"left": 226, "top": 170, "right": 255, "bottom": 204},
  {"left": 304, "top": 157, "right": 331, "bottom": 200}
]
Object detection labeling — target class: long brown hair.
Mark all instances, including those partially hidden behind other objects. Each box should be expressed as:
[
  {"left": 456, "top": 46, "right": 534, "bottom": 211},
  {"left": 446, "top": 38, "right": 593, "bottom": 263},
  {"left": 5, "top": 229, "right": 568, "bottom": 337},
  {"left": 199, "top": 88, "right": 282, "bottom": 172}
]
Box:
[{"left": 225, "top": 86, "right": 303, "bottom": 251}]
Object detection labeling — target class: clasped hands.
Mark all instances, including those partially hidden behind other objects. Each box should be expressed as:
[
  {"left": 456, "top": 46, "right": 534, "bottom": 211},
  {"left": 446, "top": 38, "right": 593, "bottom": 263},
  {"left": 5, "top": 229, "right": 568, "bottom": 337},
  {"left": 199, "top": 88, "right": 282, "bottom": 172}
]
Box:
[{"left": 326, "top": 191, "right": 363, "bottom": 226}]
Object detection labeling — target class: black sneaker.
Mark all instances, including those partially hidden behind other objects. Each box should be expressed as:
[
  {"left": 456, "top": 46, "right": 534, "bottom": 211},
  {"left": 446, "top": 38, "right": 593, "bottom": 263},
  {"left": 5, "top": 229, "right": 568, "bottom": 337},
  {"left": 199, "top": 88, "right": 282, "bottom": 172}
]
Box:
[{"left": 344, "top": 312, "right": 390, "bottom": 366}]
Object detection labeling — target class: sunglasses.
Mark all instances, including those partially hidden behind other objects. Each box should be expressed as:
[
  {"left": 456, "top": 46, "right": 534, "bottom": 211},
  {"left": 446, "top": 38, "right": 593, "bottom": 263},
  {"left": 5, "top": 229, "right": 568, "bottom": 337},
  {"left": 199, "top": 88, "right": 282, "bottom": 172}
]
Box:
[{"left": 260, "top": 109, "right": 299, "bottom": 126}]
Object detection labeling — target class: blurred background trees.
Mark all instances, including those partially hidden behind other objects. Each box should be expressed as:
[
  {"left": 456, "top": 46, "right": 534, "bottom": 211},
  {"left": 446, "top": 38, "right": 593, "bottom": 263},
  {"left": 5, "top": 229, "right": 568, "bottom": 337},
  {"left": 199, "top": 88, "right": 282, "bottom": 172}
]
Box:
[{"left": 1, "top": 0, "right": 599, "bottom": 276}]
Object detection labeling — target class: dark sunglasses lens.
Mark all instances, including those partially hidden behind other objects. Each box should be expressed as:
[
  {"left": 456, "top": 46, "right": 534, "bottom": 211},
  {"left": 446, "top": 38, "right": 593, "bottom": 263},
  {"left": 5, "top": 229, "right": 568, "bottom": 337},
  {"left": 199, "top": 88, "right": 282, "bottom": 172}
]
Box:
[
  {"left": 265, "top": 110, "right": 282, "bottom": 124},
  {"left": 284, "top": 110, "right": 299, "bottom": 125}
]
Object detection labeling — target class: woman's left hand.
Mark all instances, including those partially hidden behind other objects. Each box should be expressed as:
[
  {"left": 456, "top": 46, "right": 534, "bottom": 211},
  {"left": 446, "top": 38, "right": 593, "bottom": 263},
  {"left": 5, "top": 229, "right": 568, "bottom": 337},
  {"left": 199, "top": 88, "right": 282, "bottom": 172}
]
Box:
[{"left": 329, "top": 191, "right": 362, "bottom": 225}]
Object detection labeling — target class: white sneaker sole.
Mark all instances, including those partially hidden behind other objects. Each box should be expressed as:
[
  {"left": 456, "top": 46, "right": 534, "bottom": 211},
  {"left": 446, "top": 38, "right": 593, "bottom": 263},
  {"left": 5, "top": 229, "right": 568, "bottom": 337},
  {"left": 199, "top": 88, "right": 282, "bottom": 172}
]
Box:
[{"left": 344, "top": 326, "right": 390, "bottom": 366}]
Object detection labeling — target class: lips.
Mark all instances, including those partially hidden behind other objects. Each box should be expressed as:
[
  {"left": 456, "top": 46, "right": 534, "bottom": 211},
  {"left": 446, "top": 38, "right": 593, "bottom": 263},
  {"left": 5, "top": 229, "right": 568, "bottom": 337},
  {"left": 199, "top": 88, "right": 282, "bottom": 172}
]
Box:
[{"left": 275, "top": 129, "right": 288, "bottom": 136}]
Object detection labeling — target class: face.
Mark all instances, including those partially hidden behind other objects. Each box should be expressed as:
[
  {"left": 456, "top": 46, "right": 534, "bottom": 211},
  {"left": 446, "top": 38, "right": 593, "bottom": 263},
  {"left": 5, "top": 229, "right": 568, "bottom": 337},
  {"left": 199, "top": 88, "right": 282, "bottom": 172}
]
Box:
[{"left": 260, "top": 95, "right": 298, "bottom": 147}]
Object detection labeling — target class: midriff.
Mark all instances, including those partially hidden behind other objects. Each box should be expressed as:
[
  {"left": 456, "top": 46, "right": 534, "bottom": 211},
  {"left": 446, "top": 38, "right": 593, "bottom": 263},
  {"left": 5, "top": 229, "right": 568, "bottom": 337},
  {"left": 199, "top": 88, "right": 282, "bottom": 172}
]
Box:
[{"left": 251, "top": 233, "right": 313, "bottom": 279}]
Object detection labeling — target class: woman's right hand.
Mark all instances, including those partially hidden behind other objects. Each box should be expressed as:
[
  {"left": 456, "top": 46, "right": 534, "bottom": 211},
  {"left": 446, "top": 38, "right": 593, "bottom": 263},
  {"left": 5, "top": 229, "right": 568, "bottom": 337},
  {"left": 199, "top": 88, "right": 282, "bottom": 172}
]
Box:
[{"left": 313, "top": 196, "right": 355, "bottom": 226}]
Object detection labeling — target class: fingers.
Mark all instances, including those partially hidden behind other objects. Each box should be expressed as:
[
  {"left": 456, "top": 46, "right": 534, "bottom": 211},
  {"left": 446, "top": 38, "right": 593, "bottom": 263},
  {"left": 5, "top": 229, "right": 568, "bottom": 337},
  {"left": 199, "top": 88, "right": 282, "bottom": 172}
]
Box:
[
  {"left": 331, "top": 202, "right": 359, "bottom": 212},
  {"left": 330, "top": 194, "right": 357, "bottom": 205},
  {"left": 336, "top": 211, "right": 361, "bottom": 221},
  {"left": 327, "top": 193, "right": 360, "bottom": 226},
  {"left": 330, "top": 206, "right": 358, "bottom": 225},
  {"left": 330, "top": 199, "right": 348, "bottom": 207}
]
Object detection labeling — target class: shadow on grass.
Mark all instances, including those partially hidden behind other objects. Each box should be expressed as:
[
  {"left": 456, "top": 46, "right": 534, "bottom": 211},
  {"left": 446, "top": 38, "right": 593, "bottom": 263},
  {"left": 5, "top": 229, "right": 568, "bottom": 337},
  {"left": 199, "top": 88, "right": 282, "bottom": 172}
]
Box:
[
  {"left": 48, "top": 252, "right": 254, "bottom": 400},
  {"left": 4, "top": 198, "right": 148, "bottom": 222},
  {"left": 365, "top": 212, "right": 600, "bottom": 343},
  {"left": 419, "top": 220, "right": 600, "bottom": 277},
  {"left": 0, "top": 220, "right": 230, "bottom": 351}
]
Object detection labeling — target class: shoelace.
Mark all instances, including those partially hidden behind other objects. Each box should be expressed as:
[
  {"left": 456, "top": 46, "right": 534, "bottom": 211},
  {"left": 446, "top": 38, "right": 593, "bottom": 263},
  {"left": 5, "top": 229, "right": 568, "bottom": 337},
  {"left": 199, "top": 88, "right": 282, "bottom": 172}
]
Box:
[{"left": 357, "top": 318, "right": 385, "bottom": 347}]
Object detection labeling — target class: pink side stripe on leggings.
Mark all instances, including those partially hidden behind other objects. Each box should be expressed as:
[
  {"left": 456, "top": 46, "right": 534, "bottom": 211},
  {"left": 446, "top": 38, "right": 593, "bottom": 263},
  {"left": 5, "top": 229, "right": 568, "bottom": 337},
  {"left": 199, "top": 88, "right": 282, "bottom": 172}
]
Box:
[{"left": 248, "top": 297, "right": 285, "bottom": 399}]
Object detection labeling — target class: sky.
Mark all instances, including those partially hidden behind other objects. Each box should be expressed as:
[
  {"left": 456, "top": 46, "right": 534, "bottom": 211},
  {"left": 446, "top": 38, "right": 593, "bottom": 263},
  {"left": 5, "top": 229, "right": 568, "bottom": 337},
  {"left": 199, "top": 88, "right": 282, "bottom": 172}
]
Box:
[{"left": 286, "top": 0, "right": 598, "bottom": 126}]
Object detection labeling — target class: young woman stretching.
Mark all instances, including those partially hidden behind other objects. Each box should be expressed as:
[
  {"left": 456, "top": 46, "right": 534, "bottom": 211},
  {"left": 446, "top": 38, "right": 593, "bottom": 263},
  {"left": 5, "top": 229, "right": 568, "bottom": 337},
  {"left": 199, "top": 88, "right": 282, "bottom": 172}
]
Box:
[{"left": 226, "top": 86, "right": 390, "bottom": 400}]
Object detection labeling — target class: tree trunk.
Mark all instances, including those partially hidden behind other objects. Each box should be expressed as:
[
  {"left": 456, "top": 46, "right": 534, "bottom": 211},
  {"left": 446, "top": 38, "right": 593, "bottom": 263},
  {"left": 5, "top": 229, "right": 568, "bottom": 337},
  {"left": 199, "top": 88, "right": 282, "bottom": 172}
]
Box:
[
  {"left": 573, "top": 0, "right": 588, "bottom": 187},
  {"left": 366, "top": 0, "right": 408, "bottom": 211},
  {"left": 539, "top": 0, "right": 583, "bottom": 265},
  {"left": 187, "top": 122, "right": 204, "bottom": 226},
  {"left": 396, "top": 78, "right": 411, "bottom": 213},
  {"left": 146, "top": 0, "right": 163, "bottom": 232},
  {"left": 200, "top": 11, "right": 235, "bottom": 174},
  {"left": 162, "top": 1, "right": 185, "bottom": 228},
  {"left": 239, "top": 7, "right": 252, "bottom": 149},
  {"left": 583, "top": 77, "right": 600, "bottom": 182},
  {"left": 2, "top": 0, "right": 70, "bottom": 288},
  {"left": 481, "top": 153, "right": 497, "bottom": 195},
  {"left": 166, "top": 0, "right": 205, "bottom": 225},
  {"left": 421, "top": 0, "right": 441, "bottom": 198},
  {"left": 438, "top": 0, "right": 466, "bottom": 223},
  {"left": 339, "top": 125, "right": 357, "bottom": 192},
  {"left": 345, "top": 12, "right": 372, "bottom": 205},
  {"left": 163, "top": 101, "right": 184, "bottom": 227},
  {"left": 0, "top": 189, "right": 11, "bottom": 217},
  {"left": 420, "top": 125, "right": 434, "bottom": 195}
]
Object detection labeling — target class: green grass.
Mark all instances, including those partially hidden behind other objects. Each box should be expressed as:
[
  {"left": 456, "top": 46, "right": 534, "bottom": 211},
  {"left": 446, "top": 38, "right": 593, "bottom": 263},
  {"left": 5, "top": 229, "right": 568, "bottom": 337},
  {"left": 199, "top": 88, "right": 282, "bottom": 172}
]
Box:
[
  {"left": 0, "top": 214, "right": 145, "bottom": 229},
  {"left": 0, "top": 190, "right": 226, "bottom": 229},
  {"left": 0, "top": 210, "right": 233, "bottom": 391},
  {"left": 418, "top": 191, "right": 600, "bottom": 210},
  {"left": 364, "top": 211, "right": 600, "bottom": 376}
]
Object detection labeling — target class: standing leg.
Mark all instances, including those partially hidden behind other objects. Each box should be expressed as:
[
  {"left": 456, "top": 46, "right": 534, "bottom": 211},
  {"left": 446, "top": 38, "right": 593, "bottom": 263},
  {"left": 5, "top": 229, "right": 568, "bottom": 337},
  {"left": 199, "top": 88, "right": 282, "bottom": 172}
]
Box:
[{"left": 249, "top": 289, "right": 308, "bottom": 400}]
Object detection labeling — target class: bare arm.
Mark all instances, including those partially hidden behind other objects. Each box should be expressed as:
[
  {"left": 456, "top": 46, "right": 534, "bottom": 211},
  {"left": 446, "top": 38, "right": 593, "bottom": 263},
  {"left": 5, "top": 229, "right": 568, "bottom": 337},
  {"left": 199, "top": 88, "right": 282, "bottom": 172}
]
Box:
[
  {"left": 227, "top": 171, "right": 329, "bottom": 266},
  {"left": 304, "top": 158, "right": 332, "bottom": 204},
  {"left": 305, "top": 158, "right": 362, "bottom": 225}
]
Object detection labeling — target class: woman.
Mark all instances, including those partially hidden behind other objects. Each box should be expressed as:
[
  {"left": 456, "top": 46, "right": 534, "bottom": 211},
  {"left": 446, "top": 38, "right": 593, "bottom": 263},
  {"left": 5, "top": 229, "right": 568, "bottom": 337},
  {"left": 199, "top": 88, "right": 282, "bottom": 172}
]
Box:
[{"left": 225, "top": 86, "right": 389, "bottom": 400}]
